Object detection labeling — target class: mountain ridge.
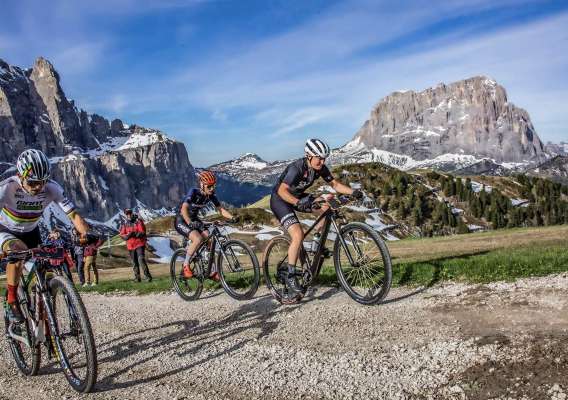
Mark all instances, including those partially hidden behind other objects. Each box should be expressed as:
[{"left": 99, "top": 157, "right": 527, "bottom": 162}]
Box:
[{"left": 0, "top": 57, "right": 195, "bottom": 224}]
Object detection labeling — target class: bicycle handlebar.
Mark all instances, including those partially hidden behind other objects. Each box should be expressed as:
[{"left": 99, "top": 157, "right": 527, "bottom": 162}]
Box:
[
  {"left": 0, "top": 245, "right": 65, "bottom": 266},
  {"left": 312, "top": 194, "right": 352, "bottom": 210}
]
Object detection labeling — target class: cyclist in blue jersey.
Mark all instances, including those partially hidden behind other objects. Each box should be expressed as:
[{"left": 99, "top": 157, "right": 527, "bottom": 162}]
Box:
[
  {"left": 270, "top": 139, "right": 363, "bottom": 293},
  {"left": 174, "top": 170, "right": 234, "bottom": 281}
]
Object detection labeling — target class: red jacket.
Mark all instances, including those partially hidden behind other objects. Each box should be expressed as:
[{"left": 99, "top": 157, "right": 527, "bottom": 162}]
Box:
[
  {"left": 119, "top": 218, "right": 147, "bottom": 251},
  {"left": 84, "top": 239, "right": 104, "bottom": 257}
]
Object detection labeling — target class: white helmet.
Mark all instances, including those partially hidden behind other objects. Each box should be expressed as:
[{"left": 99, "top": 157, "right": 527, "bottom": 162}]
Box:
[
  {"left": 16, "top": 149, "right": 51, "bottom": 181},
  {"left": 304, "top": 138, "right": 330, "bottom": 158}
]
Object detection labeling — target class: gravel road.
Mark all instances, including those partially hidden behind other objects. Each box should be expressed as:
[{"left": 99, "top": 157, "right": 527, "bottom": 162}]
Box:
[{"left": 1, "top": 275, "right": 567, "bottom": 400}]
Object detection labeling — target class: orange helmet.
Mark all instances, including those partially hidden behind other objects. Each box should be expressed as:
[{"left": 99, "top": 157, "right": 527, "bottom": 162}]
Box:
[{"left": 198, "top": 170, "right": 217, "bottom": 186}]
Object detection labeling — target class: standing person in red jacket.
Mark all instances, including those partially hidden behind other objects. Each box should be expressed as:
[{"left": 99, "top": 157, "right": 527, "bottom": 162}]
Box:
[{"left": 119, "top": 208, "right": 152, "bottom": 282}]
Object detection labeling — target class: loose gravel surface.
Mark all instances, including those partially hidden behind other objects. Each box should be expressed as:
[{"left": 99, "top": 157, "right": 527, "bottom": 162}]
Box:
[{"left": 1, "top": 275, "right": 567, "bottom": 400}]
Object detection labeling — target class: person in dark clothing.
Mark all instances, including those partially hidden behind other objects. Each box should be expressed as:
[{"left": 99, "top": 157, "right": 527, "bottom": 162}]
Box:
[
  {"left": 119, "top": 209, "right": 152, "bottom": 282},
  {"left": 71, "top": 228, "right": 86, "bottom": 286}
]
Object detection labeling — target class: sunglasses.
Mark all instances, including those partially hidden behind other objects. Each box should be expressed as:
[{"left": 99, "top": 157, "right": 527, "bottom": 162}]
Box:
[{"left": 26, "top": 179, "right": 47, "bottom": 188}]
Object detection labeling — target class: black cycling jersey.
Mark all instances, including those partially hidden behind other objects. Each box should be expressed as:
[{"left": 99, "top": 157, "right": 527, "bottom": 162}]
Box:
[
  {"left": 272, "top": 158, "right": 334, "bottom": 198},
  {"left": 176, "top": 188, "right": 221, "bottom": 221}
]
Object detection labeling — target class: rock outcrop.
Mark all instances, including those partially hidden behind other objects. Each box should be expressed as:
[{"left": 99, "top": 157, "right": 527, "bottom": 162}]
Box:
[
  {"left": 0, "top": 57, "right": 195, "bottom": 222},
  {"left": 350, "top": 76, "right": 548, "bottom": 164}
]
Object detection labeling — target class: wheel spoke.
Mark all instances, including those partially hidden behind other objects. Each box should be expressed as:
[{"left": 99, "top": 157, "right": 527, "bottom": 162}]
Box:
[{"left": 335, "top": 224, "right": 392, "bottom": 305}]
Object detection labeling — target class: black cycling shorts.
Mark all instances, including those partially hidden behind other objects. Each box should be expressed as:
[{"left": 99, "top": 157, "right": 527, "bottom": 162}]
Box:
[
  {"left": 0, "top": 225, "right": 41, "bottom": 251},
  {"left": 174, "top": 216, "right": 206, "bottom": 237},
  {"left": 270, "top": 194, "right": 306, "bottom": 231}
]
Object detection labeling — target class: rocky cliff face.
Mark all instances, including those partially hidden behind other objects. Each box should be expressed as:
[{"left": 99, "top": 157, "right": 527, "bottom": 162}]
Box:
[
  {"left": 0, "top": 57, "right": 195, "bottom": 222},
  {"left": 346, "top": 76, "right": 548, "bottom": 165},
  {"left": 545, "top": 142, "right": 568, "bottom": 157}
]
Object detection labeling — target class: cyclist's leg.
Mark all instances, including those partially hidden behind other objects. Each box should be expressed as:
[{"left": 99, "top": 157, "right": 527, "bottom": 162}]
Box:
[
  {"left": 270, "top": 194, "right": 304, "bottom": 282},
  {"left": 175, "top": 216, "right": 203, "bottom": 265},
  {"left": 1, "top": 234, "right": 28, "bottom": 321},
  {"left": 185, "top": 230, "right": 203, "bottom": 264},
  {"left": 287, "top": 223, "right": 303, "bottom": 266}
]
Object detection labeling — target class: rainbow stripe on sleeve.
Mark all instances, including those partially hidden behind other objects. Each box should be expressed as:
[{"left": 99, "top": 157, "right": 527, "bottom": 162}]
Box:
[{"left": 2, "top": 207, "right": 43, "bottom": 223}]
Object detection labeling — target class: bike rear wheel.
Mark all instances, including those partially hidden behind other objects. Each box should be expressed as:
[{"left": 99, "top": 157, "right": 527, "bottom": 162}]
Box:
[
  {"left": 262, "top": 236, "right": 308, "bottom": 304},
  {"left": 218, "top": 239, "right": 260, "bottom": 300},
  {"left": 3, "top": 290, "right": 40, "bottom": 376},
  {"left": 334, "top": 222, "right": 392, "bottom": 305},
  {"left": 50, "top": 276, "right": 97, "bottom": 393},
  {"left": 170, "top": 248, "right": 203, "bottom": 301}
]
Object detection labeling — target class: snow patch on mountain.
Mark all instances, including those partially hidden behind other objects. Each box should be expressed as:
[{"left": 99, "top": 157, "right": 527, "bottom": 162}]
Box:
[
  {"left": 208, "top": 153, "right": 290, "bottom": 186},
  {"left": 49, "top": 129, "right": 174, "bottom": 165},
  {"left": 329, "top": 138, "right": 532, "bottom": 173},
  {"left": 148, "top": 236, "right": 174, "bottom": 263}
]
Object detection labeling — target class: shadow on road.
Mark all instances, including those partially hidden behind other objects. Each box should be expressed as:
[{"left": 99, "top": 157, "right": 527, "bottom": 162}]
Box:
[{"left": 93, "top": 294, "right": 300, "bottom": 393}]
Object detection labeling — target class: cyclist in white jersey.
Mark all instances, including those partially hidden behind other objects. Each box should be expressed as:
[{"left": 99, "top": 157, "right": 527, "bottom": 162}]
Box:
[{"left": 1, "top": 149, "right": 90, "bottom": 323}]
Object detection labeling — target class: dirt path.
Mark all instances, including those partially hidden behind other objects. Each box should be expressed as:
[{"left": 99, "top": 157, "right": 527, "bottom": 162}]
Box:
[{"left": 1, "top": 275, "right": 567, "bottom": 399}]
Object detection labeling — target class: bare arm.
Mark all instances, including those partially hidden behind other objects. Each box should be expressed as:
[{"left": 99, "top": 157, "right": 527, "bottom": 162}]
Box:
[
  {"left": 330, "top": 179, "right": 354, "bottom": 195},
  {"left": 69, "top": 211, "right": 89, "bottom": 235},
  {"left": 277, "top": 183, "right": 300, "bottom": 205},
  {"left": 219, "top": 207, "right": 233, "bottom": 219}
]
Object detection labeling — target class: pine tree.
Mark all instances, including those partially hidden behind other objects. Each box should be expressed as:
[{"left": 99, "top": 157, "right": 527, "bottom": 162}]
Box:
[
  {"left": 457, "top": 218, "right": 469, "bottom": 234},
  {"left": 412, "top": 204, "right": 423, "bottom": 226}
]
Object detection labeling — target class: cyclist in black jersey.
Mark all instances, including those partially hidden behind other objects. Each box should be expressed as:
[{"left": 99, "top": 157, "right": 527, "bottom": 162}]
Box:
[
  {"left": 174, "top": 170, "right": 234, "bottom": 281},
  {"left": 270, "top": 139, "right": 363, "bottom": 293}
]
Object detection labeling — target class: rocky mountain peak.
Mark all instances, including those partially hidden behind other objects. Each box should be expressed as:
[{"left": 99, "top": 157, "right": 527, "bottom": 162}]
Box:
[
  {"left": 31, "top": 57, "right": 59, "bottom": 81},
  {"left": 0, "top": 57, "right": 195, "bottom": 222},
  {"left": 353, "top": 75, "right": 547, "bottom": 165}
]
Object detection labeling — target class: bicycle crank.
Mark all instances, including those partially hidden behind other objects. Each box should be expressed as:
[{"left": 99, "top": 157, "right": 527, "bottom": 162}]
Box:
[{"left": 7, "top": 322, "right": 31, "bottom": 347}]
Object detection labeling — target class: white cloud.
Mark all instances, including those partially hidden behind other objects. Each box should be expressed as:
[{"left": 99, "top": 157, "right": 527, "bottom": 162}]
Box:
[{"left": 270, "top": 107, "right": 337, "bottom": 137}]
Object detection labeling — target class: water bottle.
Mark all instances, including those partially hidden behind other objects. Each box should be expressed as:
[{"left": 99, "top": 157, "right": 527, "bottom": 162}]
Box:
[{"left": 311, "top": 233, "right": 321, "bottom": 253}]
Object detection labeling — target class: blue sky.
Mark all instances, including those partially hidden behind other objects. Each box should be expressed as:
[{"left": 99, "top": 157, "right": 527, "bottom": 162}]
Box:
[{"left": 1, "top": 0, "right": 567, "bottom": 166}]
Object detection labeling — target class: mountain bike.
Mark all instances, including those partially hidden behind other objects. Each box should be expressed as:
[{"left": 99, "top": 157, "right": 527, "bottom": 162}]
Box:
[
  {"left": 1, "top": 244, "right": 97, "bottom": 392},
  {"left": 263, "top": 195, "right": 392, "bottom": 305},
  {"left": 170, "top": 221, "right": 260, "bottom": 301}
]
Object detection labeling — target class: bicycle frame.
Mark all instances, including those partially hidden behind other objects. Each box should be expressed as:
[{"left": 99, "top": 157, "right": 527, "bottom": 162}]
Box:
[
  {"left": 6, "top": 253, "right": 74, "bottom": 362},
  {"left": 299, "top": 201, "right": 360, "bottom": 281},
  {"left": 185, "top": 224, "right": 236, "bottom": 277}
]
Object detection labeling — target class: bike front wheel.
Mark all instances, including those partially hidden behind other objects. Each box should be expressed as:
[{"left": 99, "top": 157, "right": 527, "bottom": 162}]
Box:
[
  {"left": 50, "top": 276, "right": 97, "bottom": 393},
  {"left": 262, "top": 236, "right": 309, "bottom": 305},
  {"left": 217, "top": 239, "right": 260, "bottom": 300},
  {"left": 170, "top": 248, "right": 203, "bottom": 301},
  {"left": 333, "top": 222, "right": 392, "bottom": 305},
  {"left": 3, "top": 289, "right": 40, "bottom": 376}
]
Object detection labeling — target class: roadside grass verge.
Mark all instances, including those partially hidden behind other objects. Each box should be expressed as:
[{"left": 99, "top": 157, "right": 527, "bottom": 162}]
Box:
[
  {"left": 72, "top": 243, "right": 568, "bottom": 295},
  {"left": 1, "top": 225, "right": 567, "bottom": 296}
]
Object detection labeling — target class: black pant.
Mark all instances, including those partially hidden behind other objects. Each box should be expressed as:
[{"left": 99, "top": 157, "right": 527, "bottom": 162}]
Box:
[
  {"left": 75, "top": 254, "right": 85, "bottom": 284},
  {"left": 130, "top": 246, "right": 152, "bottom": 280}
]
